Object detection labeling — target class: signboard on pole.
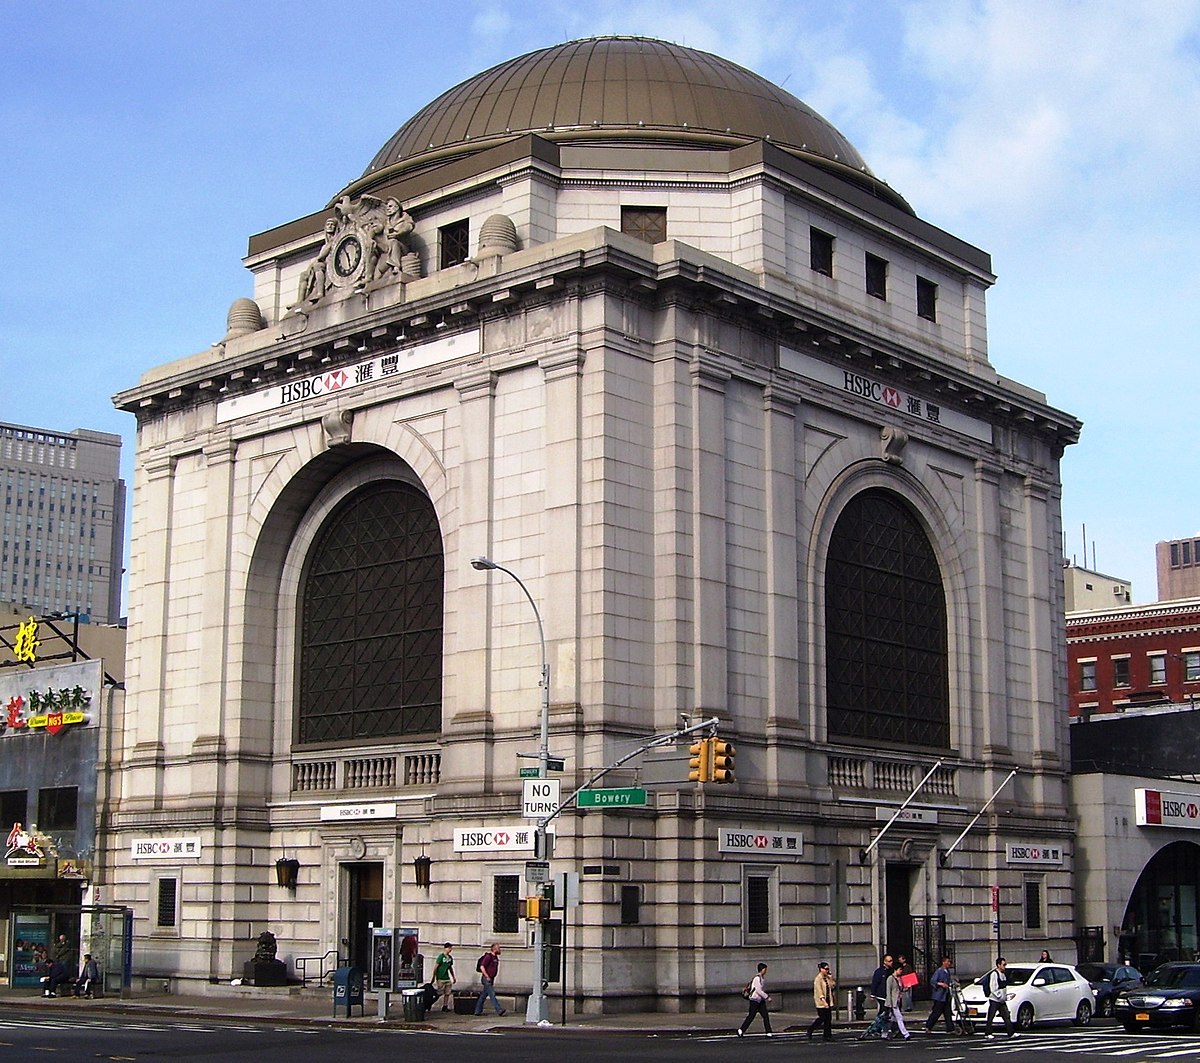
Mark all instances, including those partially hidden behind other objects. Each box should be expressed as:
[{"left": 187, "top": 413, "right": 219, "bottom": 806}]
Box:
[
  {"left": 577, "top": 787, "right": 647, "bottom": 807},
  {"left": 522, "top": 779, "right": 560, "bottom": 819}
]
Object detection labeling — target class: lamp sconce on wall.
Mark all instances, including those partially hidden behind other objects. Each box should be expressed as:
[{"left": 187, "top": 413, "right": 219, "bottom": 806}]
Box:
[
  {"left": 275, "top": 857, "right": 301, "bottom": 891},
  {"left": 413, "top": 853, "right": 432, "bottom": 889}
]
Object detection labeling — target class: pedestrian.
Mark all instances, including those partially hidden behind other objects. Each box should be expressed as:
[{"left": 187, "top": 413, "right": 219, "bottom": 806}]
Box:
[
  {"left": 870, "top": 952, "right": 893, "bottom": 1020},
  {"left": 897, "top": 953, "right": 916, "bottom": 1011},
  {"left": 981, "top": 957, "right": 1014, "bottom": 1038},
  {"left": 883, "top": 960, "right": 911, "bottom": 1040},
  {"left": 1038, "top": 949, "right": 1053, "bottom": 963},
  {"left": 807, "top": 961, "right": 836, "bottom": 1041},
  {"left": 74, "top": 953, "right": 100, "bottom": 997},
  {"left": 433, "top": 943, "right": 456, "bottom": 1011},
  {"left": 736, "top": 962, "right": 773, "bottom": 1037},
  {"left": 473, "top": 943, "right": 506, "bottom": 1016},
  {"left": 924, "top": 956, "right": 954, "bottom": 1033}
]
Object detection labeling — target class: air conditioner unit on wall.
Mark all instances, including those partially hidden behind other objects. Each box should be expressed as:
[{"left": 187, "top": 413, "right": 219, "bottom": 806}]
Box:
[{"left": 1113, "top": 585, "right": 1125, "bottom": 595}]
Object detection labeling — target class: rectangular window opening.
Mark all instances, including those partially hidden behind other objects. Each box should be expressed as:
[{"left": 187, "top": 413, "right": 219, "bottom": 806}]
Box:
[
  {"left": 810, "top": 228, "right": 834, "bottom": 276},
  {"left": 866, "top": 252, "right": 888, "bottom": 299},
  {"left": 439, "top": 219, "right": 470, "bottom": 270},
  {"left": 37, "top": 786, "right": 77, "bottom": 832},
  {"left": 746, "top": 874, "right": 772, "bottom": 936},
  {"left": 917, "top": 276, "right": 938, "bottom": 321},
  {"left": 1079, "top": 660, "right": 1097, "bottom": 692},
  {"left": 156, "top": 876, "right": 179, "bottom": 929},
  {"left": 620, "top": 884, "right": 641, "bottom": 925},
  {"left": 1113, "top": 657, "right": 1131, "bottom": 688},
  {"left": 620, "top": 206, "right": 667, "bottom": 245},
  {"left": 492, "top": 874, "right": 520, "bottom": 935},
  {"left": 1023, "top": 878, "right": 1044, "bottom": 932},
  {"left": 1149, "top": 655, "right": 1167, "bottom": 685}
]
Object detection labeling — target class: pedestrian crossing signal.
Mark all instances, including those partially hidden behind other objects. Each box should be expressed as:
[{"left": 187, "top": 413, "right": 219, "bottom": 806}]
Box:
[
  {"left": 710, "top": 738, "right": 735, "bottom": 783},
  {"left": 688, "top": 739, "right": 712, "bottom": 783}
]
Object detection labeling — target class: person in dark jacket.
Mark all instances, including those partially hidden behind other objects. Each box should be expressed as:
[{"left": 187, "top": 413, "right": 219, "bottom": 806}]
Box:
[
  {"left": 870, "top": 953, "right": 894, "bottom": 1018},
  {"left": 925, "top": 956, "right": 954, "bottom": 1032},
  {"left": 473, "top": 943, "right": 506, "bottom": 1016}
]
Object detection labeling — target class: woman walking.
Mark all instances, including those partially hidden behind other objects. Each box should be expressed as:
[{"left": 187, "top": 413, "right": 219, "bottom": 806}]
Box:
[
  {"left": 884, "top": 960, "right": 912, "bottom": 1041},
  {"left": 737, "top": 962, "right": 773, "bottom": 1037}
]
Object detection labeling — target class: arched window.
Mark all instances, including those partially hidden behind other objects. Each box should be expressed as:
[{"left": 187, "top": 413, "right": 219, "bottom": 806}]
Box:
[
  {"left": 297, "top": 481, "right": 443, "bottom": 745},
  {"left": 825, "top": 488, "right": 949, "bottom": 749}
]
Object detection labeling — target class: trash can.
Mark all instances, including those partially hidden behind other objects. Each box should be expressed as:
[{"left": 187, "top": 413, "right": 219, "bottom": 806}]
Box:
[
  {"left": 401, "top": 986, "right": 427, "bottom": 1021},
  {"left": 333, "top": 966, "right": 364, "bottom": 1018},
  {"left": 850, "top": 987, "right": 866, "bottom": 1020}
]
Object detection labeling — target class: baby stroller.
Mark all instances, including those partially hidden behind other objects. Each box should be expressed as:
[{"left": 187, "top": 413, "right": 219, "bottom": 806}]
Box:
[
  {"left": 858, "top": 1004, "right": 892, "bottom": 1040},
  {"left": 948, "top": 980, "right": 975, "bottom": 1036}
]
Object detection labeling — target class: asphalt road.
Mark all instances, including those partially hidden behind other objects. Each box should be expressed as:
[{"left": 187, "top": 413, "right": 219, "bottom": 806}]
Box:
[{"left": 2, "top": 1013, "right": 1200, "bottom": 1061}]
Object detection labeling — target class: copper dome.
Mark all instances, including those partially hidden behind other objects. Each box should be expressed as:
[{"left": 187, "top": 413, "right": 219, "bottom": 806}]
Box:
[{"left": 364, "top": 37, "right": 898, "bottom": 204}]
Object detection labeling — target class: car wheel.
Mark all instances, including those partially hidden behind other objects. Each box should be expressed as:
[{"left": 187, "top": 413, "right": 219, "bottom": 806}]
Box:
[
  {"left": 1074, "top": 1000, "right": 1092, "bottom": 1027},
  {"left": 1121, "top": 1021, "right": 1139, "bottom": 1033},
  {"left": 1099, "top": 996, "right": 1113, "bottom": 1018},
  {"left": 1016, "top": 1003, "right": 1035, "bottom": 1030}
]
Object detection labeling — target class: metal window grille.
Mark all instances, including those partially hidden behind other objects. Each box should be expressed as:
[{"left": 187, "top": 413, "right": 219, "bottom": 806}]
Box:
[
  {"left": 825, "top": 488, "right": 950, "bottom": 749},
  {"left": 156, "top": 877, "right": 178, "bottom": 928},
  {"left": 298, "top": 481, "right": 443, "bottom": 745},
  {"left": 493, "top": 874, "right": 520, "bottom": 934},
  {"left": 1024, "top": 879, "right": 1044, "bottom": 931},
  {"left": 439, "top": 220, "right": 470, "bottom": 269},
  {"left": 746, "top": 875, "right": 771, "bottom": 935},
  {"left": 620, "top": 207, "right": 667, "bottom": 245}
]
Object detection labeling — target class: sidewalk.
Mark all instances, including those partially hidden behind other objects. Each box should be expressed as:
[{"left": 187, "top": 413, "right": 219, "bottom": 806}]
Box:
[{"left": 0, "top": 983, "right": 820, "bottom": 1035}]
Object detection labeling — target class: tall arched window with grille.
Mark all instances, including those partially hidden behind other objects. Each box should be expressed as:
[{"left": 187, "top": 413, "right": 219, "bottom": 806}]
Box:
[
  {"left": 825, "top": 488, "right": 949, "bottom": 749},
  {"left": 297, "top": 480, "right": 443, "bottom": 745}
]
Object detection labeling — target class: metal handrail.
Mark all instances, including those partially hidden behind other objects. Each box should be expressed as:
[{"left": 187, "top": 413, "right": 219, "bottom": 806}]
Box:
[{"left": 295, "top": 950, "right": 341, "bottom": 987}]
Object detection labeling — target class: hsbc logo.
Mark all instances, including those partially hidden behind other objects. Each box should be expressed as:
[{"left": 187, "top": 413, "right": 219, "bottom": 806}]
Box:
[
  {"left": 1137, "top": 788, "right": 1200, "bottom": 830},
  {"left": 717, "top": 828, "right": 804, "bottom": 856}
]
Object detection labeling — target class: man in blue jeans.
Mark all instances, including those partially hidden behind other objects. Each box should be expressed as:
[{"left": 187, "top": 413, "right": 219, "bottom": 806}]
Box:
[{"left": 473, "top": 943, "right": 506, "bottom": 1016}]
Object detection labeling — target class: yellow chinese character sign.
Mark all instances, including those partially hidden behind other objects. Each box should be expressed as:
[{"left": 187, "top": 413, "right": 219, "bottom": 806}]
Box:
[{"left": 12, "top": 618, "right": 39, "bottom": 664}]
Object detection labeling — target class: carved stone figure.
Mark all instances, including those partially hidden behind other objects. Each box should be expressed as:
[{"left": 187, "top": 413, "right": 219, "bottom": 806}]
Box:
[
  {"left": 293, "top": 218, "right": 338, "bottom": 309},
  {"left": 243, "top": 930, "right": 287, "bottom": 986}
]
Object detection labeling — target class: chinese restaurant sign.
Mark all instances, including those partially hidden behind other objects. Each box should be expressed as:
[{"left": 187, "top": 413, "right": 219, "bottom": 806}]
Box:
[{"left": 0, "top": 659, "right": 101, "bottom": 738}]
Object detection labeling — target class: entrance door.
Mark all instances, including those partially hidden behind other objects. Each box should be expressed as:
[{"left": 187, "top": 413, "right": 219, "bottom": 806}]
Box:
[
  {"left": 885, "top": 863, "right": 917, "bottom": 961},
  {"left": 345, "top": 863, "right": 383, "bottom": 973}
]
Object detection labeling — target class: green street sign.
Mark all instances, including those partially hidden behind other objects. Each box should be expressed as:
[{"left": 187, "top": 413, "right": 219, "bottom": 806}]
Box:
[
  {"left": 577, "top": 787, "right": 648, "bottom": 808},
  {"left": 519, "top": 767, "right": 540, "bottom": 778},
  {"left": 520, "top": 759, "right": 566, "bottom": 778}
]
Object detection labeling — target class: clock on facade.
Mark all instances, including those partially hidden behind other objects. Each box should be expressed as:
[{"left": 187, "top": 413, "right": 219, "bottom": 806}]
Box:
[{"left": 333, "top": 234, "right": 363, "bottom": 279}]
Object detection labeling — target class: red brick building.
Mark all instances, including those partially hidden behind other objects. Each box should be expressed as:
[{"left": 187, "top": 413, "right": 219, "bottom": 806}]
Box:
[{"left": 1067, "top": 598, "right": 1200, "bottom": 718}]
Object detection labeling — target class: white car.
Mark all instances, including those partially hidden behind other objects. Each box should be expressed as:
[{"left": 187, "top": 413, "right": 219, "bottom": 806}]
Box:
[{"left": 959, "top": 962, "right": 1095, "bottom": 1030}]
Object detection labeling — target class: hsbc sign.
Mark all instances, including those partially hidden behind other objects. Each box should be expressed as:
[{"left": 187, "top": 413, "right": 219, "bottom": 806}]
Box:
[
  {"left": 1005, "top": 843, "right": 1064, "bottom": 866},
  {"left": 453, "top": 826, "right": 553, "bottom": 853},
  {"left": 717, "top": 828, "right": 803, "bottom": 856},
  {"left": 1136, "top": 788, "right": 1200, "bottom": 829}
]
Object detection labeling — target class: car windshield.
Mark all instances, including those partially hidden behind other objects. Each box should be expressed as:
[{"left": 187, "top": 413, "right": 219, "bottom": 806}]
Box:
[
  {"left": 1145, "top": 966, "right": 1200, "bottom": 989},
  {"left": 1003, "top": 967, "right": 1034, "bottom": 987}
]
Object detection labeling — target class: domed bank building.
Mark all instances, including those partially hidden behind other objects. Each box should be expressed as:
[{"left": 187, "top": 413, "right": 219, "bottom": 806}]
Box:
[{"left": 113, "top": 38, "right": 1081, "bottom": 1011}]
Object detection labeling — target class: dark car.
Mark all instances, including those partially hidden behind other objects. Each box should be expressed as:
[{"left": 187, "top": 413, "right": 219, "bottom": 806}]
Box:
[
  {"left": 1077, "top": 962, "right": 1142, "bottom": 1018},
  {"left": 1114, "top": 962, "right": 1200, "bottom": 1031}
]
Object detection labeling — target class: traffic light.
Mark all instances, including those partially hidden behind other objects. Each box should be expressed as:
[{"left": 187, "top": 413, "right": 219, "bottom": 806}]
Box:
[
  {"left": 525, "top": 895, "right": 550, "bottom": 920},
  {"left": 710, "top": 738, "right": 735, "bottom": 783},
  {"left": 688, "top": 738, "right": 712, "bottom": 782}
]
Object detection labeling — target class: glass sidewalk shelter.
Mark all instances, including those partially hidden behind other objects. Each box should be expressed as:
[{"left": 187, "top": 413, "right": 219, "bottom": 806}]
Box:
[{"left": 9, "top": 904, "right": 132, "bottom": 995}]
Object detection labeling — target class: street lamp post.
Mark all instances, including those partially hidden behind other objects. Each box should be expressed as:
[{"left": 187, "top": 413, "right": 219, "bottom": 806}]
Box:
[{"left": 470, "top": 556, "right": 551, "bottom": 1025}]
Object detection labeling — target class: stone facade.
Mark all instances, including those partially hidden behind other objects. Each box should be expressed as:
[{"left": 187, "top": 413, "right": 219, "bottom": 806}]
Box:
[{"left": 110, "top": 39, "right": 1080, "bottom": 1009}]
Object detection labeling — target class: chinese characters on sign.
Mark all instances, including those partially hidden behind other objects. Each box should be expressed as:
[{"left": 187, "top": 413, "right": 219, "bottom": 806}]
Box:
[
  {"left": 130, "top": 837, "right": 203, "bottom": 860},
  {"left": 13, "top": 618, "right": 39, "bottom": 663},
  {"left": 0, "top": 660, "right": 99, "bottom": 739},
  {"left": 717, "top": 828, "right": 805, "bottom": 856}
]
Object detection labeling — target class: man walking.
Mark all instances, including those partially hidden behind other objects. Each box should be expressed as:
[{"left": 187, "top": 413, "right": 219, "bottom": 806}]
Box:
[
  {"left": 736, "top": 962, "right": 773, "bottom": 1037},
  {"left": 870, "top": 953, "right": 893, "bottom": 1020},
  {"left": 433, "top": 943, "right": 456, "bottom": 1011},
  {"left": 982, "top": 957, "right": 1015, "bottom": 1038},
  {"left": 924, "top": 957, "right": 954, "bottom": 1033},
  {"left": 807, "top": 961, "right": 836, "bottom": 1041},
  {"left": 473, "top": 943, "right": 506, "bottom": 1016}
]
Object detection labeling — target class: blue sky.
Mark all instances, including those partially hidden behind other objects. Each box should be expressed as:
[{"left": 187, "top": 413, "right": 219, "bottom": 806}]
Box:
[{"left": 3, "top": 0, "right": 1198, "bottom": 603}]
